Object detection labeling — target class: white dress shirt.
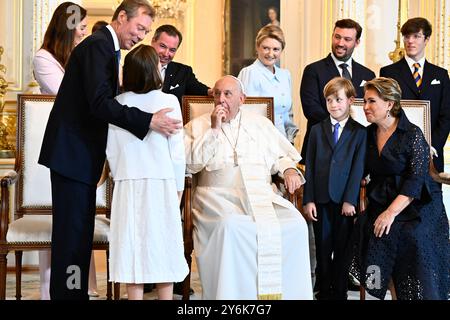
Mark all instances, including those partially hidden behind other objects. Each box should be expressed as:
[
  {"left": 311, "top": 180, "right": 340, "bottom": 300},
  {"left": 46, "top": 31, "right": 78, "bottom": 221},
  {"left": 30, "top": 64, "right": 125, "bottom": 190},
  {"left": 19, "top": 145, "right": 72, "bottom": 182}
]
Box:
[
  {"left": 331, "top": 53, "right": 353, "bottom": 79},
  {"left": 405, "top": 55, "right": 426, "bottom": 78},
  {"left": 330, "top": 115, "right": 349, "bottom": 140}
]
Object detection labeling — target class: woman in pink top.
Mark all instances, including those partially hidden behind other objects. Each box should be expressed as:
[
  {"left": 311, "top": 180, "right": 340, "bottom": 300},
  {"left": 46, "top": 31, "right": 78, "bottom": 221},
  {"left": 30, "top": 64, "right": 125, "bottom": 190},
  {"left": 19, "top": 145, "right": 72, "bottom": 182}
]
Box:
[
  {"left": 32, "top": 2, "right": 99, "bottom": 299},
  {"left": 33, "top": 2, "right": 88, "bottom": 94}
]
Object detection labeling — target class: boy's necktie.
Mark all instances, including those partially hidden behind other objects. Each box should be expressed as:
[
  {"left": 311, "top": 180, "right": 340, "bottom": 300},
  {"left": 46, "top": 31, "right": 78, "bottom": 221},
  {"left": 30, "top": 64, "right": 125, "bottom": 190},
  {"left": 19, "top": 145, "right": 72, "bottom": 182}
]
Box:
[
  {"left": 333, "top": 122, "right": 340, "bottom": 145},
  {"left": 413, "top": 62, "right": 422, "bottom": 90}
]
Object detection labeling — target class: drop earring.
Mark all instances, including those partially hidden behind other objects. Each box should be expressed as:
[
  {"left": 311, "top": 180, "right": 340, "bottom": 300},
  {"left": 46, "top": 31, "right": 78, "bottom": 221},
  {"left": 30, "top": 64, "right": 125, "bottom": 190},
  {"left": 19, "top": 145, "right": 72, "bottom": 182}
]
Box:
[{"left": 386, "top": 110, "right": 390, "bottom": 118}]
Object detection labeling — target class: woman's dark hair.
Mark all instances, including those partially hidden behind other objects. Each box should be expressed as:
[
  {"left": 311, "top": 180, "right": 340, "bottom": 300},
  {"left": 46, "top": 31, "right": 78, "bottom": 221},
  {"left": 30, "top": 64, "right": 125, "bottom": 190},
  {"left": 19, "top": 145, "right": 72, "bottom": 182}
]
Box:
[
  {"left": 41, "top": 2, "right": 87, "bottom": 68},
  {"left": 122, "top": 44, "right": 162, "bottom": 94},
  {"left": 91, "top": 20, "right": 108, "bottom": 33}
]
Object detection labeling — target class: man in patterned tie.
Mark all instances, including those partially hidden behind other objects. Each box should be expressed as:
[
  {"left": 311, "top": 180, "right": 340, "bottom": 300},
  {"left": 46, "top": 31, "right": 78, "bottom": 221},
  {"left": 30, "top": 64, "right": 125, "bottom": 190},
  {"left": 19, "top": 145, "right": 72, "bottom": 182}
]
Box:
[{"left": 380, "top": 17, "right": 450, "bottom": 173}]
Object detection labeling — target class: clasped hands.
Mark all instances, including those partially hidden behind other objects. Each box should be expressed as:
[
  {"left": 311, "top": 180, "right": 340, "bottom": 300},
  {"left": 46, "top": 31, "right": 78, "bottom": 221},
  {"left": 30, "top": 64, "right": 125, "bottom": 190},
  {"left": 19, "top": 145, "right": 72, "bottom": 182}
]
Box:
[{"left": 150, "top": 108, "right": 182, "bottom": 137}]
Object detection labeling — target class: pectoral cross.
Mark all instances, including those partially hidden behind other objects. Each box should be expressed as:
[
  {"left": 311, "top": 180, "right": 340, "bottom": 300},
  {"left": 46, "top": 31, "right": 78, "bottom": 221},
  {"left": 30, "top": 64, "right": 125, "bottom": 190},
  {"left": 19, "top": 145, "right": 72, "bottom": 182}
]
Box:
[{"left": 233, "top": 150, "right": 238, "bottom": 166}]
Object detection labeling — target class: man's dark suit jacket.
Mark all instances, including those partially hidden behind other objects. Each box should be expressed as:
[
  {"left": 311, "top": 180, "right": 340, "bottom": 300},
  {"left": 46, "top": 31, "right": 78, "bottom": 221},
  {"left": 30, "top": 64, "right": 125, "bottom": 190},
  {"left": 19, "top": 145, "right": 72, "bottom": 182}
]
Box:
[
  {"left": 38, "top": 27, "right": 152, "bottom": 185},
  {"left": 300, "top": 53, "right": 375, "bottom": 162},
  {"left": 303, "top": 117, "right": 367, "bottom": 207},
  {"left": 162, "top": 61, "right": 209, "bottom": 106},
  {"left": 380, "top": 58, "right": 450, "bottom": 172}
]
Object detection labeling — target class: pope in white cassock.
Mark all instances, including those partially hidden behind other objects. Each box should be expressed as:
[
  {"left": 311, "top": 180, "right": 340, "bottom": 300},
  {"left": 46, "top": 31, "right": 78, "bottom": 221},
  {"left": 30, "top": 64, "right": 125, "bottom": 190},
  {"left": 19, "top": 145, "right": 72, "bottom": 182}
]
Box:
[{"left": 184, "top": 75, "right": 313, "bottom": 300}]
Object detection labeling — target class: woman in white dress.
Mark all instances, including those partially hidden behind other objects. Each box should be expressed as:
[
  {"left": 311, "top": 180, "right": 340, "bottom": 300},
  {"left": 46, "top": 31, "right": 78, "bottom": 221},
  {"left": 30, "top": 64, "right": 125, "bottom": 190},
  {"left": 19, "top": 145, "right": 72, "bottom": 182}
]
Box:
[
  {"left": 106, "top": 44, "right": 188, "bottom": 300},
  {"left": 238, "top": 25, "right": 298, "bottom": 144}
]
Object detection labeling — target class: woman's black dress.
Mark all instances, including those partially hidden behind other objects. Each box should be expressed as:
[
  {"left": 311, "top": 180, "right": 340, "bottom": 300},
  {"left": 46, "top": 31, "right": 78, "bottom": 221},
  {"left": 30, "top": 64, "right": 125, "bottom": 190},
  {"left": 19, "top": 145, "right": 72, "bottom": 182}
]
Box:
[{"left": 358, "top": 110, "right": 449, "bottom": 300}]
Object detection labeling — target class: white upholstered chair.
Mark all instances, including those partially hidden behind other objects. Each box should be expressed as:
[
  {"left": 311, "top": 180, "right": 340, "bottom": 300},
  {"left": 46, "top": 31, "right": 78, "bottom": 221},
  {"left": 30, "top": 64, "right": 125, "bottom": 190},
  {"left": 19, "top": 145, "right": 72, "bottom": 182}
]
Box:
[{"left": 0, "top": 94, "right": 114, "bottom": 300}]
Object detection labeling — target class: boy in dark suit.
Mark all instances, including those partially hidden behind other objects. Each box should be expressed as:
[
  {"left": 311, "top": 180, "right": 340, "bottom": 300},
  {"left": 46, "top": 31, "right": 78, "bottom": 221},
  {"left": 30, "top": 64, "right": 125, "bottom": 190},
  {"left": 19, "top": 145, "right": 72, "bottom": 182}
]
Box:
[
  {"left": 303, "top": 77, "right": 367, "bottom": 300},
  {"left": 380, "top": 17, "right": 450, "bottom": 173}
]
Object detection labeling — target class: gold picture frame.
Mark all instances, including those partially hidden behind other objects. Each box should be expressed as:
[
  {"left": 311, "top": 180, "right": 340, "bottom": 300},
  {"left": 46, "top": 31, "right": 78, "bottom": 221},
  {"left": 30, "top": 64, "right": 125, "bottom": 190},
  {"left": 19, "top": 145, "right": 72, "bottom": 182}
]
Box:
[{"left": 223, "top": 0, "right": 280, "bottom": 76}]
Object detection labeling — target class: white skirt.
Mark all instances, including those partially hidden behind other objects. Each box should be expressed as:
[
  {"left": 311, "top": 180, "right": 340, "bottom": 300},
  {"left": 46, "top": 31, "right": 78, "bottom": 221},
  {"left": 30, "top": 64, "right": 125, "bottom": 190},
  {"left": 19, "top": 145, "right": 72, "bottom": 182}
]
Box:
[{"left": 109, "top": 178, "right": 188, "bottom": 283}]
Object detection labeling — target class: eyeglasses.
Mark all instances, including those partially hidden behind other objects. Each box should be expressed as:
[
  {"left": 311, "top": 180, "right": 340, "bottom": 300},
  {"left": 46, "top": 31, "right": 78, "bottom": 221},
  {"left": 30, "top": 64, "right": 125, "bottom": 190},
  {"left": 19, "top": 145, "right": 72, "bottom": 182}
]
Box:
[{"left": 402, "top": 33, "right": 425, "bottom": 41}]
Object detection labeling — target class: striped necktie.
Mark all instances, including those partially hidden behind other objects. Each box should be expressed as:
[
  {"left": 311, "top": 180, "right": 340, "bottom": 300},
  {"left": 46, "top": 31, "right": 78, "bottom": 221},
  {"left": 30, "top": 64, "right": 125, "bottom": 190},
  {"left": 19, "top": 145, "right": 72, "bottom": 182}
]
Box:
[{"left": 413, "top": 62, "right": 422, "bottom": 89}]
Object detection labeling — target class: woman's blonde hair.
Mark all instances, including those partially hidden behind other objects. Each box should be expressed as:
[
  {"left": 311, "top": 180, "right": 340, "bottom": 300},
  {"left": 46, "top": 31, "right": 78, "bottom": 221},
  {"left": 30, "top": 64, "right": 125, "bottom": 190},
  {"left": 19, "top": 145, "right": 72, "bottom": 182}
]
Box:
[
  {"left": 255, "top": 25, "right": 285, "bottom": 50},
  {"left": 364, "top": 77, "right": 402, "bottom": 117}
]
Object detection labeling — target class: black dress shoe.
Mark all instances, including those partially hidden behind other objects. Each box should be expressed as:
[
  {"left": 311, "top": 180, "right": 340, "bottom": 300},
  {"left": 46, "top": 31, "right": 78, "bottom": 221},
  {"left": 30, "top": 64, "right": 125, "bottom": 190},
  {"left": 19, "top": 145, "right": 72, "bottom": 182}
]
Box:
[
  {"left": 347, "top": 278, "right": 361, "bottom": 292},
  {"left": 143, "top": 283, "right": 154, "bottom": 293},
  {"left": 173, "top": 282, "right": 194, "bottom": 295}
]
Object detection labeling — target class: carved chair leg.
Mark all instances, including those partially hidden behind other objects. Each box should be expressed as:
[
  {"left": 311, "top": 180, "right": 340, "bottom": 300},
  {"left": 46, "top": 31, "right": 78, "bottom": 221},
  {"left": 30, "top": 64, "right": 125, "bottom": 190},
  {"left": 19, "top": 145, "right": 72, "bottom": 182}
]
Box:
[
  {"left": 388, "top": 278, "right": 397, "bottom": 300},
  {"left": 182, "top": 256, "right": 192, "bottom": 300},
  {"left": 113, "top": 282, "right": 120, "bottom": 300},
  {"left": 15, "top": 251, "right": 22, "bottom": 300},
  {"left": 359, "top": 285, "right": 366, "bottom": 300},
  {"left": 106, "top": 250, "right": 112, "bottom": 300},
  {"left": 0, "top": 252, "right": 7, "bottom": 300}
]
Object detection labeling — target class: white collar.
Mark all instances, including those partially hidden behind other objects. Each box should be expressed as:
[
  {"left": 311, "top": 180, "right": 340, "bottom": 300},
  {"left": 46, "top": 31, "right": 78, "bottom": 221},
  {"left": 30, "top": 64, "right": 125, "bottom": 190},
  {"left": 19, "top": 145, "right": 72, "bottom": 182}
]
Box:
[
  {"left": 106, "top": 25, "right": 120, "bottom": 52},
  {"left": 405, "top": 55, "right": 426, "bottom": 70},
  {"left": 330, "top": 53, "right": 353, "bottom": 69},
  {"left": 227, "top": 110, "right": 242, "bottom": 127},
  {"left": 254, "top": 59, "right": 280, "bottom": 80},
  {"left": 330, "top": 116, "right": 349, "bottom": 128}
]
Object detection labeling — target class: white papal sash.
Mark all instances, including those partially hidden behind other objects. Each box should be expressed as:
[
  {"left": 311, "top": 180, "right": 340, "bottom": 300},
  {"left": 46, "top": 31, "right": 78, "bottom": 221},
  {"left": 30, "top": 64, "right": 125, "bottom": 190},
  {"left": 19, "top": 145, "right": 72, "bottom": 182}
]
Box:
[
  {"left": 197, "top": 164, "right": 283, "bottom": 299},
  {"left": 240, "top": 164, "right": 282, "bottom": 300}
]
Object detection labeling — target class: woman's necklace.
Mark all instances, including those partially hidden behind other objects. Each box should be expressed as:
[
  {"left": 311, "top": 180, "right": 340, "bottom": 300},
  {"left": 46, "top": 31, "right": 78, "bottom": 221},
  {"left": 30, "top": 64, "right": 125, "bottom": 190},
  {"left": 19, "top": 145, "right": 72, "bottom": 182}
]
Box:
[{"left": 221, "top": 113, "right": 242, "bottom": 166}]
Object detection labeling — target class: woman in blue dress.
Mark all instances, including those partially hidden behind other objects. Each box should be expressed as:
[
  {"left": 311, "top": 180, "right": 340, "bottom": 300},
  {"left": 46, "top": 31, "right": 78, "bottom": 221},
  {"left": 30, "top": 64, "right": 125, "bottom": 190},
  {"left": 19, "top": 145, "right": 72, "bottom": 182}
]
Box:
[
  {"left": 360, "top": 77, "right": 449, "bottom": 300},
  {"left": 238, "top": 25, "right": 298, "bottom": 144}
]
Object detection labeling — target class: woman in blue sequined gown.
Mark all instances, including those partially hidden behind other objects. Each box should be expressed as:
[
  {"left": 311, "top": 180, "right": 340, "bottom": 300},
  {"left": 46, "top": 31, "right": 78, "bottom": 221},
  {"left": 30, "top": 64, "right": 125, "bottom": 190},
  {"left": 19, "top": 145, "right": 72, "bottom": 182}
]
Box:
[{"left": 360, "top": 77, "right": 449, "bottom": 300}]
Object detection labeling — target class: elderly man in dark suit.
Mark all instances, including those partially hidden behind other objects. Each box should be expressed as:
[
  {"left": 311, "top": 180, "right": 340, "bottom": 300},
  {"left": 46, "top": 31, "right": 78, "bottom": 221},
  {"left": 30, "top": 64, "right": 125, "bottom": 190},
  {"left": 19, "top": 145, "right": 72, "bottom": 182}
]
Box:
[
  {"left": 151, "top": 24, "right": 211, "bottom": 106},
  {"left": 39, "top": 0, "right": 181, "bottom": 300},
  {"left": 300, "top": 19, "right": 375, "bottom": 164},
  {"left": 380, "top": 17, "right": 450, "bottom": 173}
]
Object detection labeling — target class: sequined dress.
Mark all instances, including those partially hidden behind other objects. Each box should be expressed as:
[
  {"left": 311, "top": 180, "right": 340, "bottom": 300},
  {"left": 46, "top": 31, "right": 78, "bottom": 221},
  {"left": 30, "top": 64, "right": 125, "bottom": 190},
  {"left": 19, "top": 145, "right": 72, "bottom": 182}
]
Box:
[{"left": 359, "top": 109, "right": 449, "bottom": 300}]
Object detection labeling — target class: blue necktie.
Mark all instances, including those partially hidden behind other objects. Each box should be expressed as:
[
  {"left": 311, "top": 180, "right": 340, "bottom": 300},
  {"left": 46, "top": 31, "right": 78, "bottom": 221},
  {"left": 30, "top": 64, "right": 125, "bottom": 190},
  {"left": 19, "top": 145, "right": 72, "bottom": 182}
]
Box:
[
  {"left": 115, "top": 50, "right": 121, "bottom": 71},
  {"left": 333, "top": 123, "right": 340, "bottom": 145},
  {"left": 115, "top": 50, "right": 121, "bottom": 94}
]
